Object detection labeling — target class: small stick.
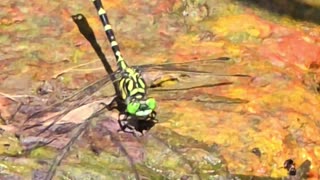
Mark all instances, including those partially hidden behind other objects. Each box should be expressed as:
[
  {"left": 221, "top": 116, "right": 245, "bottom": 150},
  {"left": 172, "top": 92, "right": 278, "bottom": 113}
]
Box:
[
  {"left": 44, "top": 107, "right": 140, "bottom": 180},
  {"left": 44, "top": 107, "right": 105, "bottom": 180}
]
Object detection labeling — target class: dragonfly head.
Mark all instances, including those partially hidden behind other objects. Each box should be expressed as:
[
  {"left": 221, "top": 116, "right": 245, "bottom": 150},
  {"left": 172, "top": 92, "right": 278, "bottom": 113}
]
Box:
[{"left": 126, "top": 98, "right": 156, "bottom": 117}]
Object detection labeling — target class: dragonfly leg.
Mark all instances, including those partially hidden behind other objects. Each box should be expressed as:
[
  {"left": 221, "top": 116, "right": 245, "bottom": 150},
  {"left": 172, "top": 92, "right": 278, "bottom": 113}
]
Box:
[
  {"left": 99, "top": 96, "right": 127, "bottom": 113},
  {"left": 149, "top": 111, "right": 158, "bottom": 123},
  {"left": 99, "top": 97, "right": 118, "bottom": 111},
  {"left": 117, "top": 115, "right": 144, "bottom": 136},
  {"left": 117, "top": 119, "right": 139, "bottom": 136}
]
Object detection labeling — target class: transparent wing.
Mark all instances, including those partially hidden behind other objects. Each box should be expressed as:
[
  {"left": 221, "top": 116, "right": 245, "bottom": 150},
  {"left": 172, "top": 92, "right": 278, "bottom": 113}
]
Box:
[
  {"left": 138, "top": 57, "right": 251, "bottom": 104},
  {"left": 21, "top": 75, "right": 116, "bottom": 138},
  {"left": 27, "top": 56, "right": 250, "bottom": 119},
  {"left": 26, "top": 75, "right": 113, "bottom": 120},
  {"left": 21, "top": 56, "right": 250, "bottom": 137},
  {"left": 136, "top": 56, "right": 247, "bottom": 76}
]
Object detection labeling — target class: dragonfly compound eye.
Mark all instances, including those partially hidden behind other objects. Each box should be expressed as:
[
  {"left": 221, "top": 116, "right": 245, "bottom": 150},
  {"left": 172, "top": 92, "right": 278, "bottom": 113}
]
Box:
[
  {"left": 146, "top": 98, "right": 156, "bottom": 110},
  {"left": 127, "top": 101, "right": 140, "bottom": 114}
]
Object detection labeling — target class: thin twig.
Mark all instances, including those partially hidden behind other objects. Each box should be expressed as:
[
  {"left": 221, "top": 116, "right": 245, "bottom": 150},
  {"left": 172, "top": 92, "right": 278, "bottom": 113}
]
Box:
[
  {"left": 0, "top": 92, "right": 35, "bottom": 102},
  {"left": 52, "top": 60, "right": 103, "bottom": 78},
  {"left": 34, "top": 95, "right": 93, "bottom": 136},
  {"left": 25, "top": 75, "right": 112, "bottom": 122},
  {"left": 104, "top": 126, "right": 140, "bottom": 180},
  {"left": 44, "top": 107, "right": 105, "bottom": 180},
  {"left": 45, "top": 106, "right": 140, "bottom": 180}
]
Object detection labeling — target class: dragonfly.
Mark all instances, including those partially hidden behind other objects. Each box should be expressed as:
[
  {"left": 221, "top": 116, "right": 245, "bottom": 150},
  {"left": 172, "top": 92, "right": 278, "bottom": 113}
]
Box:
[
  {"left": 22, "top": 0, "right": 251, "bottom": 138},
  {"left": 88, "top": 0, "right": 158, "bottom": 134}
]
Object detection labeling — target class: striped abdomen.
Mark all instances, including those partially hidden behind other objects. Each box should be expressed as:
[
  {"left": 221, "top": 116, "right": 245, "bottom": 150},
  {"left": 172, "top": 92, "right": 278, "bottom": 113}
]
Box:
[
  {"left": 91, "top": 0, "right": 148, "bottom": 102},
  {"left": 92, "top": 0, "right": 128, "bottom": 70}
]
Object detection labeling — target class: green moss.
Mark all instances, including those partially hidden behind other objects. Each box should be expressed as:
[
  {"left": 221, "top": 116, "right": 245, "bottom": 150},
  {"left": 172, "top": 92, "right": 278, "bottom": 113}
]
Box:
[
  {"left": 0, "top": 159, "right": 40, "bottom": 178},
  {"left": 0, "top": 134, "right": 23, "bottom": 156},
  {"left": 227, "top": 31, "right": 261, "bottom": 44},
  {"left": 209, "top": 2, "right": 245, "bottom": 18},
  {"left": 52, "top": 149, "right": 138, "bottom": 179},
  {"left": 0, "top": 34, "right": 10, "bottom": 45},
  {"left": 29, "top": 146, "right": 56, "bottom": 159},
  {"left": 58, "top": 74, "right": 72, "bottom": 85}
]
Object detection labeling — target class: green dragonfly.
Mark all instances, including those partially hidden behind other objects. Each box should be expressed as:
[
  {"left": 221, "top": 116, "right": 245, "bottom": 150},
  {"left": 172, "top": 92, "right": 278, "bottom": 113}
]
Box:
[
  {"left": 23, "top": 0, "right": 251, "bottom": 136},
  {"left": 71, "top": 0, "right": 158, "bottom": 134}
]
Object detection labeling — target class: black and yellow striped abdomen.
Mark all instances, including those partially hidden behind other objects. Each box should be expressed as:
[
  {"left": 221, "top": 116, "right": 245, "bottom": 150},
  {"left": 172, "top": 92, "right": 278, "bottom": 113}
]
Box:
[
  {"left": 91, "top": 0, "right": 148, "bottom": 101},
  {"left": 92, "top": 0, "right": 128, "bottom": 70}
]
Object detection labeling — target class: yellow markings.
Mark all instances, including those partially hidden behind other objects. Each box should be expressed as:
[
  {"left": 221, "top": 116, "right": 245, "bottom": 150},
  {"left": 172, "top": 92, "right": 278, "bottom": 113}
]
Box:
[
  {"left": 126, "top": 68, "right": 134, "bottom": 75},
  {"left": 121, "top": 91, "right": 126, "bottom": 99},
  {"left": 133, "top": 74, "right": 138, "bottom": 83},
  {"left": 115, "top": 51, "right": 128, "bottom": 69},
  {"left": 98, "top": 8, "right": 106, "bottom": 15},
  {"left": 138, "top": 78, "right": 146, "bottom": 88},
  {"left": 130, "top": 88, "right": 145, "bottom": 96},
  {"left": 104, "top": 24, "right": 112, "bottom": 31},
  {"left": 136, "top": 94, "right": 143, "bottom": 99},
  {"left": 111, "top": 41, "right": 118, "bottom": 47},
  {"left": 115, "top": 51, "right": 124, "bottom": 60},
  {"left": 119, "top": 79, "right": 125, "bottom": 91},
  {"left": 119, "top": 79, "right": 127, "bottom": 99},
  {"left": 119, "top": 61, "right": 127, "bottom": 69},
  {"left": 130, "top": 89, "right": 138, "bottom": 96},
  {"left": 127, "top": 79, "right": 134, "bottom": 91}
]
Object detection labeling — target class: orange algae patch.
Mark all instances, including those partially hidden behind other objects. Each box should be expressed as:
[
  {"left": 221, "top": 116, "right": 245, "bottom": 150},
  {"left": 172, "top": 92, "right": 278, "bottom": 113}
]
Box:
[
  {"left": 259, "top": 31, "right": 320, "bottom": 69},
  {"left": 152, "top": 0, "right": 178, "bottom": 15},
  {"left": 206, "top": 14, "right": 272, "bottom": 39},
  {"left": 159, "top": 100, "right": 227, "bottom": 142},
  {"left": 103, "top": 0, "right": 126, "bottom": 10},
  {"left": 171, "top": 34, "right": 225, "bottom": 62},
  {"left": 161, "top": 99, "right": 247, "bottom": 146}
]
